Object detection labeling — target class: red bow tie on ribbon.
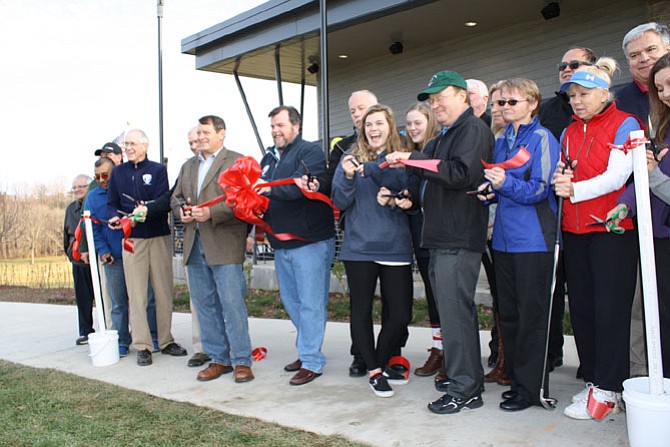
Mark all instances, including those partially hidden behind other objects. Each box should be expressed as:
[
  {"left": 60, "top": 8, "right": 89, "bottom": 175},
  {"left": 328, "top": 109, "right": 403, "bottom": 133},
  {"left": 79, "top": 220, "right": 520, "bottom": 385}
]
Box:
[
  {"left": 608, "top": 137, "right": 648, "bottom": 155},
  {"left": 198, "top": 156, "right": 337, "bottom": 241},
  {"left": 71, "top": 215, "right": 134, "bottom": 261},
  {"left": 481, "top": 146, "right": 531, "bottom": 170}
]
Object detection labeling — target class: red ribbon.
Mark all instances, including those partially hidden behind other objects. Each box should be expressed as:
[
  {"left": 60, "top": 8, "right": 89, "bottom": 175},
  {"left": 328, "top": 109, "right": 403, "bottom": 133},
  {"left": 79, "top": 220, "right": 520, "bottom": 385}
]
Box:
[
  {"left": 252, "top": 347, "right": 267, "bottom": 361},
  {"left": 379, "top": 158, "right": 441, "bottom": 172},
  {"left": 586, "top": 387, "right": 616, "bottom": 421},
  {"left": 608, "top": 137, "right": 648, "bottom": 155},
  {"left": 72, "top": 223, "right": 83, "bottom": 261},
  {"left": 118, "top": 216, "right": 134, "bottom": 253},
  {"left": 482, "top": 147, "right": 531, "bottom": 169},
  {"left": 199, "top": 156, "right": 337, "bottom": 242}
]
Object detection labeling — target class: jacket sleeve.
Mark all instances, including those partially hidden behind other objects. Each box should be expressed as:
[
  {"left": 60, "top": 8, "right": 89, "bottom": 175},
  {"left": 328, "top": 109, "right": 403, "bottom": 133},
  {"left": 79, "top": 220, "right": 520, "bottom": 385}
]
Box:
[
  {"left": 331, "top": 161, "right": 357, "bottom": 211},
  {"left": 107, "top": 167, "right": 121, "bottom": 220},
  {"left": 268, "top": 145, "right": 327, "bottom": 202},
  {"left": 496, "top": 131, "right": 558, "bottom": 205},
  {"left": 411, "top": 122, "right": 491, "bottom": 189}
]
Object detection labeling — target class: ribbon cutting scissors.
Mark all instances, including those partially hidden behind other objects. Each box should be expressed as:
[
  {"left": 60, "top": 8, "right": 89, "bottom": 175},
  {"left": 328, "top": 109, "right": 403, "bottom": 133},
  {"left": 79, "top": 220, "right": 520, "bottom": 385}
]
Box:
[{"left": 587, "top": 214, "right": 624, "bottom": 234}]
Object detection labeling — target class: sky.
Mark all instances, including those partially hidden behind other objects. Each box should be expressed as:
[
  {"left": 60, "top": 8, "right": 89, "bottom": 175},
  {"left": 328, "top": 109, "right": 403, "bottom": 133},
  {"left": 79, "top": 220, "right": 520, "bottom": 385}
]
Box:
[{"left": 0, "top": 0, "right": 318, "bottom": 193}]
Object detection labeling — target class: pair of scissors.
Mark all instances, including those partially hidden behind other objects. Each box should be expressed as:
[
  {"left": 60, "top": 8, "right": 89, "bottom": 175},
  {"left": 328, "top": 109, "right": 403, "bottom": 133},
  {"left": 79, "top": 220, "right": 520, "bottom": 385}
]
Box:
[
  {"left": 300, "top": 160, "right": 317, "bottom": 185},
  {"left": 587, "top": 214, "right": 624, "bottom": 234},
  {"left": 122, "top": 193, "right": 141, "bottom": 206},
  {"left": 466, "top": 182, "right": 493, "bottom": 197},
  {"left": 380, "top": 190, "right": 410, "bottom": 199},
  {"left": 647, "top": 116, "right": 662, "bottom": 162}
]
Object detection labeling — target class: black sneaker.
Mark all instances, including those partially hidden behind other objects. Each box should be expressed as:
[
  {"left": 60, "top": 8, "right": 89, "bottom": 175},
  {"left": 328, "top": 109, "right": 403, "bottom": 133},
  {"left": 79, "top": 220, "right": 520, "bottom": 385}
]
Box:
[
  {"left": 369, "top": 373, "right": 394, "bottom": 398},
  {"left": 137, "top": 349, "right": 152, "bottom": 366},
  {"left": 349, "top": 357, "right": 367, "bottom": 377},
  {"left": 75, "top": 336, "right": 89, "bottom": 346},
  {"left": 383, "top": 366, "right": 408, "bottom": 385},
  {"left": 427, "top": 393, "right": 483, "bottom": 414},
  {"left": 161, "top": 342, "right": 187, "bottom": 357}
]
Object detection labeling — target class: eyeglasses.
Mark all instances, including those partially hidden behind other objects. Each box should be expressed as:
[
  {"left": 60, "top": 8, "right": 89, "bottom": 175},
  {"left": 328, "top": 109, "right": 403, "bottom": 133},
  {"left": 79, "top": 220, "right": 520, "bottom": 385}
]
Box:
[
  {"left": 124, "top": 141, "right": 142, "bottom": 148},
  {"left": 427, "top": 92, "right": 456, "bottom": 105},
  {"left": 94, "top": 172, "right": 110, "bottom": 181},
  {"left": 557, "top": 60, "right": 593, "bottom": 72},
  {"left": 71, "top": 185, "right": 87, "bottom": 191},
  {"left": 496, "top": 99, "right": 528, "bottom": 107}
]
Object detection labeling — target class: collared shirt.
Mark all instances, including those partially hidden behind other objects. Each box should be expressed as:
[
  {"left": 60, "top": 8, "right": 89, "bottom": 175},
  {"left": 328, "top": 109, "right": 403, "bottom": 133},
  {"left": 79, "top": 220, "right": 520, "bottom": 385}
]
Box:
[{"left": 197, "top": 146, "right": 223, "bottom": 197}]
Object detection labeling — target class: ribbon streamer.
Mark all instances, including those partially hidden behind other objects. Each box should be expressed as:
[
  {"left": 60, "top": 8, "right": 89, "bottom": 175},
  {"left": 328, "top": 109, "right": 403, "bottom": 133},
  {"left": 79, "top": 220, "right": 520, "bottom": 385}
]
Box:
[
  {"left": 252, "top": 347, "right": 267, "bottom": 361},
  {"left": 379, "top": 158, "right": 441, "bottom": 172},
  {"left": 482, "top": 147, "right": 531, "bottom": 170},
  {"left": 72, "top": 214, "right": 134, "bottom": 261},
  {"left": 608, "top": 137, "right": 648, "bottom": 155},
  {"left": 199, "top": 156, "right": 337, "bottom": 242}
]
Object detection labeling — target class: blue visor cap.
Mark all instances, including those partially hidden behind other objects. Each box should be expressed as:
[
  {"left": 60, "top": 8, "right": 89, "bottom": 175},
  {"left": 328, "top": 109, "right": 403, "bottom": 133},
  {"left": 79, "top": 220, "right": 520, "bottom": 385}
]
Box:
[{"left": 560, "top": 71, "right": 609, "bottom": 91}]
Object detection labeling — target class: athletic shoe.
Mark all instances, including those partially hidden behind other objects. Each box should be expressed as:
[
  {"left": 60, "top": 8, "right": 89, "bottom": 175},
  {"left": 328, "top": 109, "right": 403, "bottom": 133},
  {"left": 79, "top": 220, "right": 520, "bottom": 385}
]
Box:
[
  {"left": 119, "top": 346, "right": 129, "bottom": 357},
  {"left": 75, "top": 336, "right": 88, "bottom": 346},
  {"left": 369, "top": 373, "right": 394, "bottom": 398},
  {"left": 564, "top": 386, "right": 620, "bottom": 420},
  {"left": 571, "top": 382, "right": 595, "bottom": 403},
  {"left": 427, "top": 393, "right": 483, "bottom": 415},
  {"left": 383, "top": 366, "right": 409, "bottom": 385}
]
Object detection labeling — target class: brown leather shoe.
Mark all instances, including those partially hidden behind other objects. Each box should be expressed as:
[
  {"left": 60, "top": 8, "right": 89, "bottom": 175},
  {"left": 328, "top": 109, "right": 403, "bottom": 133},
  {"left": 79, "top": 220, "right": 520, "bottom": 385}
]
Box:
[
  {"left": 234, "top": 365, "right": 254, "bottom": 383},
  {"left": 289, "top": 368, "right": 321, "bottom": 386},
  {"left": 284, "top": 359, "right": 302, "bottom": 372},
  {"left": 434, "top": 368, "right": 447, "bottom": 382},
  {"left": 197, "top": 363, "right": 233, "bottom": 382},
  {"left": 414, "top": 348, "right": 443, "bottom": 376}
]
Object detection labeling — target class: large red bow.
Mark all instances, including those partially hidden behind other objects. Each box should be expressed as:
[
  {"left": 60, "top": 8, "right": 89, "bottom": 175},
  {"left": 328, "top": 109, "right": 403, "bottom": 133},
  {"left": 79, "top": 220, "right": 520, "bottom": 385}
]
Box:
[{"left": 199, "top": 156, "right": 336, "bottom": 241}]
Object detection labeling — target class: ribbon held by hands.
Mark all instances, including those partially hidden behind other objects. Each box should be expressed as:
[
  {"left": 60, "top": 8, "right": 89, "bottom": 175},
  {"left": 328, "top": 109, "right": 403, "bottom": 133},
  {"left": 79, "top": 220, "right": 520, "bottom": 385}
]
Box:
[
  {"left": 608, "top": 137, "right": 648, "bottom": 155},
  {"left": 482, "top": 146, "right": 531, "bottom": 170},
  {"left": 72, "top": 214, "right": 134, "bottom": 261},
  {"left": 379, "top": 158, "right": 441, "bottom": 172},
  {"left": 200, "top": 156, "right": 336, "bottom": 242}
]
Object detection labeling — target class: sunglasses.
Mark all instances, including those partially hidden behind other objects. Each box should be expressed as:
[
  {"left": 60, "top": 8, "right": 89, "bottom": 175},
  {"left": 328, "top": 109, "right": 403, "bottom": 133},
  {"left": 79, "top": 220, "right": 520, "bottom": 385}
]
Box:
[
  {"left": 95, "top": 172, "right": 110, "bottom": 181},
  {"left": 557, "top": 60, "right": 593, "bottom": 72},
  {"left": 496, "top": 99, "right": 528, "bottom": 107}
]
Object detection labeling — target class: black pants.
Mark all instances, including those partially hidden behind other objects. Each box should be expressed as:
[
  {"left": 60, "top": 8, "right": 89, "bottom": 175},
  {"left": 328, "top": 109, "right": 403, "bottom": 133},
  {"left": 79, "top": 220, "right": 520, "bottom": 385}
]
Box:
[
  {"left": 494, "top": 251, "right": 552, "bottom": 405},
  {"left": 563, "top": 231, "right": 638, "bottom": 392},
  {"left": 72, "top": 263, "right": 95, "bottom": 337},
  {"left": 653, "top": 238, "right": 670, "bottom": 378},
  {"left": 417, "top": 256, "right": 439, "bottom": 326},
  {"left": 548, "top": 251, "right": 566, "bottom": 363},
  {"left": 345, "top": 261, "right": 413, "bottom": 371}
]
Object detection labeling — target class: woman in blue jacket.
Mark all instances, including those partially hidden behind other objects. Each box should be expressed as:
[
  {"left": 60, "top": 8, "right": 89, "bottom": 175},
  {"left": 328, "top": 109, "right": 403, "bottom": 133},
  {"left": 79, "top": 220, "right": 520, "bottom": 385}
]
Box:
[
  {"left": 479, "top": 78, "right": 560, "bottom": 411},
  {"left": 332, "top": 104, "right": 417, "bottom": 398}
]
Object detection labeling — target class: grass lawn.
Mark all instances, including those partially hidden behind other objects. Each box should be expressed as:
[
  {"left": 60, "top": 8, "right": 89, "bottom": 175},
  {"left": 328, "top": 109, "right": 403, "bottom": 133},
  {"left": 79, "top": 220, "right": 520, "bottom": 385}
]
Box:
[{"left": 0, "top": 360, "right": 368, "bottom": 447}]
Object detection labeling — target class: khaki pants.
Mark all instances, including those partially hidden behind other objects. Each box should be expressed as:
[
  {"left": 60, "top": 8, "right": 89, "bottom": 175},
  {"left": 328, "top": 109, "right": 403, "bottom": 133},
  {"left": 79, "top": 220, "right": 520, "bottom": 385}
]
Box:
[{"left": 123, "top": 236, "right": 175, "bottom": 352}]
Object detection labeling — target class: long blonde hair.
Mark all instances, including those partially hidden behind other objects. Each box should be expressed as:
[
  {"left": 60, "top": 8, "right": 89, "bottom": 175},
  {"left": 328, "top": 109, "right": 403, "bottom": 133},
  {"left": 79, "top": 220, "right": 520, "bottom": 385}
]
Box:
[
  {"left": 404, "top": 102, "right": 441, "bottom": 152},
  {"left": 352, "top": 104, "right": 408, "bottom": 162}
]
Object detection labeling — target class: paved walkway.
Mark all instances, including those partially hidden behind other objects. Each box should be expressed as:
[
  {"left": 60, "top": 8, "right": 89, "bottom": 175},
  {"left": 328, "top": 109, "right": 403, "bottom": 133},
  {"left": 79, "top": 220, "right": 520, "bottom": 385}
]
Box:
[{"left": 0, "top": 302, "right": 630, "bottom": 446}]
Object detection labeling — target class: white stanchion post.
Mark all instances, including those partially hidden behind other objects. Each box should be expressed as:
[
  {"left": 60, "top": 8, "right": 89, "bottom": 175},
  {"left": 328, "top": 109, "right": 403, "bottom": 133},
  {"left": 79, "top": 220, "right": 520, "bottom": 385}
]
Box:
[
  {"left": 83, "top": 210, "right": 107, "bottom": 334},
  {"left": 630, "top": 129, "right": 665, "bottom": 394}
]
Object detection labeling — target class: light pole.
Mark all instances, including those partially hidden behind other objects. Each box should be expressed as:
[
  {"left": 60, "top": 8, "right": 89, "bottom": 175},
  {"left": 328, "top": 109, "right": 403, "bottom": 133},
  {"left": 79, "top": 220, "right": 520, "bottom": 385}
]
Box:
[{"left": 157, "top": 0, "right": 165, "bottom": 164}]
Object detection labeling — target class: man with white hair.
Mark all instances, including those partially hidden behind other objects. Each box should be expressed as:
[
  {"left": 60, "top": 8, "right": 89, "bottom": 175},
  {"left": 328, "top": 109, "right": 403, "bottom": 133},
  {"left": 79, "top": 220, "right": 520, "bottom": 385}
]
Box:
[
  {"left": 466, "top": 79, "right": 491, "bottom": 127},
  {"left": 108, "top": 128, "right": 187, "bottom": 366},
  {"left": 616, "top": 22, "right": 670, "bottom": 121}
]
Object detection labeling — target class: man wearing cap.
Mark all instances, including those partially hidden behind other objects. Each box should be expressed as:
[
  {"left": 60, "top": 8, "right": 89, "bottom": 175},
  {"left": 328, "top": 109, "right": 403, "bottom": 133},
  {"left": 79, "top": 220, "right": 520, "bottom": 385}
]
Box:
[
  {"left": 108, "top": 129, "right": 187, "bottom": 366},
  {"left": 386, "top": 70, "right": 494, "bottom": 414},
  {"left": 171, "top": 115, "right": 254, "bottom": 383}
]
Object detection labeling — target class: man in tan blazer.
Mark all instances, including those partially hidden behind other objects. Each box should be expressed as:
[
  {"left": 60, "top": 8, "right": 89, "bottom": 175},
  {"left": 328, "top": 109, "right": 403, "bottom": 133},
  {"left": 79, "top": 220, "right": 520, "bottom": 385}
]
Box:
[{"left": 171, "top": 115, "right": 254, "bottom": 383}]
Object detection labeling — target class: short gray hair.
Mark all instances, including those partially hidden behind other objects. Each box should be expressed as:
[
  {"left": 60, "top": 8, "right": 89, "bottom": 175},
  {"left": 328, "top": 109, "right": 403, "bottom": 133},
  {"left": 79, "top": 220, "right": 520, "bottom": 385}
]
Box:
[
  {"left": 623, "top": 22, "right": 670, "bottom": 54},
  {"left": 466, "top": 79, "right": 488, "bottom": 97}
]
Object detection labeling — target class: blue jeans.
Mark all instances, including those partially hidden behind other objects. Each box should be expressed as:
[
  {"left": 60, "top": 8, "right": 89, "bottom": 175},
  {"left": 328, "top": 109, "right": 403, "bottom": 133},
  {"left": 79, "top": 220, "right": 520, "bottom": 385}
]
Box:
[
  {"left": 274, "top": 237, "right": 335, "bottom": 373},
  {"left": 105, "top": 258, "right": 158, "bottom": 348},
  {"left": 186, "top": 234, "right": 252, "bottom": 367}
]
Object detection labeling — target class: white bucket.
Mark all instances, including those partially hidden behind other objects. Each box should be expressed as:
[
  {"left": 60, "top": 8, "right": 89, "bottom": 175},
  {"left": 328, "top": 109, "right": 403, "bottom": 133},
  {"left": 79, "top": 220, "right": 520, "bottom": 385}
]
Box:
[
  {"left": 88, "top": 330, "right": 120, "bottom": 367},
  {"left": 622, "top": 377, "right": 670, "bottom": 447}
]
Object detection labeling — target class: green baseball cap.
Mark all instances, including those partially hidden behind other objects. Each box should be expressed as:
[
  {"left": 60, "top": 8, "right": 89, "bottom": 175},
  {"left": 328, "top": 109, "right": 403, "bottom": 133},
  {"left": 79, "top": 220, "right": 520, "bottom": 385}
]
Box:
[{"left": 417, "top": 70, "right": 468, "bottom": 101}]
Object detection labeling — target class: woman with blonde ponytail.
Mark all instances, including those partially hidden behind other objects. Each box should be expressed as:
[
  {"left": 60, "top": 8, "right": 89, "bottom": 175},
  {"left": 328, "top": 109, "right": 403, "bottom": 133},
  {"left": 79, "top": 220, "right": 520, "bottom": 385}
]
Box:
[{"left": 552, "top": 56, "right": 643, "bottom": 421}]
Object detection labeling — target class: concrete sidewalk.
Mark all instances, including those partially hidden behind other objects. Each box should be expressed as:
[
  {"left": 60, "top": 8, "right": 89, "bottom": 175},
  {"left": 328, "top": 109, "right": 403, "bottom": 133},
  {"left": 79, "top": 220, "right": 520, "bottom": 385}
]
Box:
[{"left": 0, "top": 302, "right": 630, "bottom": 446}]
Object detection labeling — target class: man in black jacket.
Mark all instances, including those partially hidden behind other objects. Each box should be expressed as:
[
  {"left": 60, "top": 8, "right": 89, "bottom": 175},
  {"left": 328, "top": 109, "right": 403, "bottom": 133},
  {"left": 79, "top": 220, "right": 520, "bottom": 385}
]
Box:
[{"left": 386, "top": 70, "right": 494, "bottom": 414}]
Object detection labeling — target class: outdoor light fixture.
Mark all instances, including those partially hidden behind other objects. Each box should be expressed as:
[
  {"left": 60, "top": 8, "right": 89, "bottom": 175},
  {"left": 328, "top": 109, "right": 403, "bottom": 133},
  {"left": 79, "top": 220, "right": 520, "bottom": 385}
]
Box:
[
  {"left": 541, "top": 2, "right": 560, "bottom": 20},
  {"left": 338, "top": 54, "right": 348, "bottom": 59},
  {"left": 389, "top": 41, "right": 404, "bottom": 55},
  {"left": 464, "top": 21, "right": 478, "bottom": 27},
  {"left": 307, "top": 62, "right": 319, "bottom": 74}
]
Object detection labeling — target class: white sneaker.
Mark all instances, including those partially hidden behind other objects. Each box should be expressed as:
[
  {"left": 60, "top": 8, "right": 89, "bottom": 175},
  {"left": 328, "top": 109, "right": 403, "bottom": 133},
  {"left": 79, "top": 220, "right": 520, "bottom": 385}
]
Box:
[
  {"left": 571, "top": 382, "right": 594, "bottom": 403},
  {"left": 564, "top": 386, "right": 620, "bottom": 420},
  {"left": 564, "top": 396, "right": 591, "bottom": 419}
]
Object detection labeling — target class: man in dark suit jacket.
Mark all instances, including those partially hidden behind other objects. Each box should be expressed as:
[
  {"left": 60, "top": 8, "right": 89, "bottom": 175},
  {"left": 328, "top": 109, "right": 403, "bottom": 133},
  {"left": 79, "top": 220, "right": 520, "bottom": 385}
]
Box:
[{"left": 171, "top": 115, "right": 254, "bottom": 384}]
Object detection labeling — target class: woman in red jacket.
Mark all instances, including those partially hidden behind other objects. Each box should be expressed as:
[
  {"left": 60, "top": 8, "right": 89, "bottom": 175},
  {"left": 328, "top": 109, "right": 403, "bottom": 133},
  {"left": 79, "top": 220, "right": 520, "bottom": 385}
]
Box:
[{"left": 553, "top": 57, "right": 641, "bottom": 421}]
